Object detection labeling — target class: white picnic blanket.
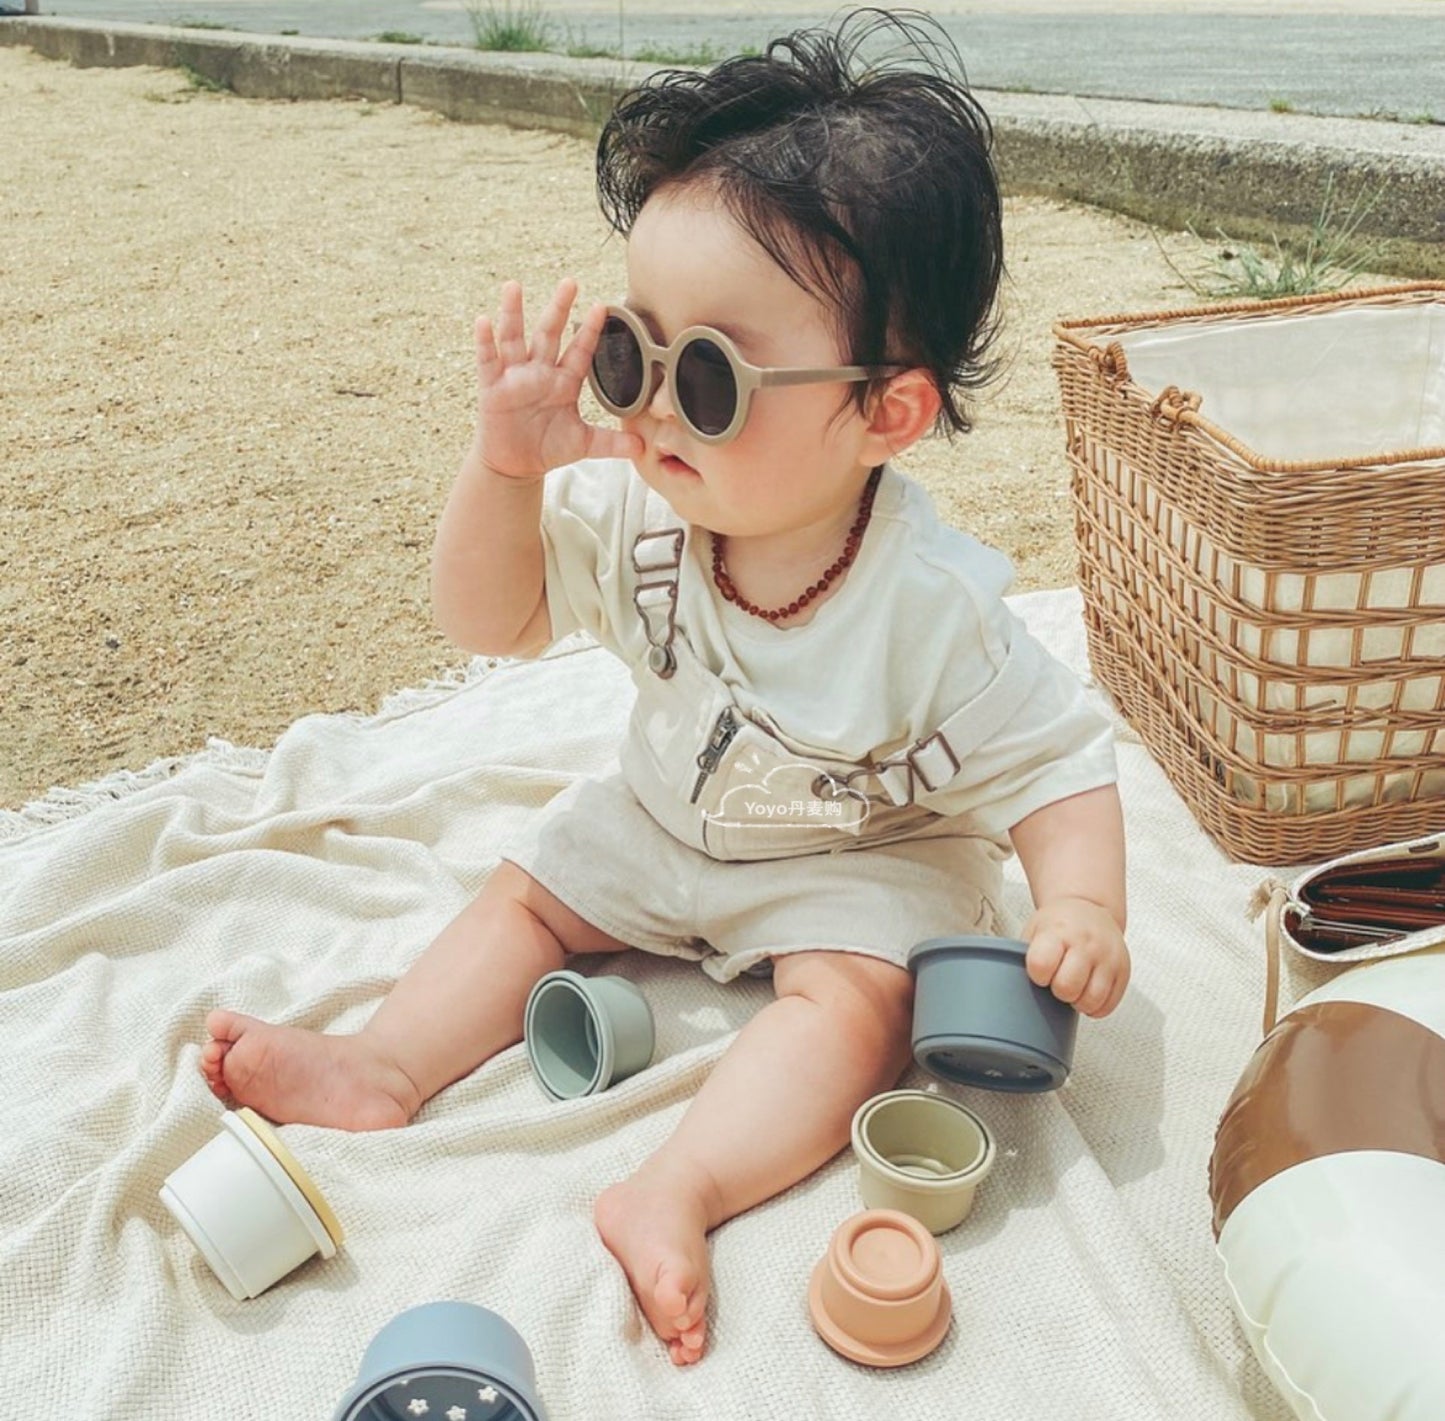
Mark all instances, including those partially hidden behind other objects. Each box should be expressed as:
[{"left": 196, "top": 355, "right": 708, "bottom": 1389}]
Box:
[{"left": 0, "top": 588, "right": 1311, "bottom": 1420}]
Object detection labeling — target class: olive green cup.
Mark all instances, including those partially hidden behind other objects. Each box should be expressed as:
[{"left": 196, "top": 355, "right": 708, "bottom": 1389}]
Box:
[{"left": 851, "top": 1089, "right": 996, "bottom": 1234}]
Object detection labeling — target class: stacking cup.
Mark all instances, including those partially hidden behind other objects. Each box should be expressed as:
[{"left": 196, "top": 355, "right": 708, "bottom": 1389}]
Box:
[
  {"left": 523, "top": 969, "right": 654, "bottom": 1100},
  {"left": 332, "top": 1300, "right": 548, "bottom": 1420},
  {"left": 852, "top": 1090, "right": 996, "bottom": 1234},
  {"left": 908, "top": 935, "right": 1078, "bottom": 1092},
  {"left": 808, "top": 1209, "right": 952, "bottom": 1367},
  {"left": 158, "top": 1107, "right": 343, "bottom": 1300}
]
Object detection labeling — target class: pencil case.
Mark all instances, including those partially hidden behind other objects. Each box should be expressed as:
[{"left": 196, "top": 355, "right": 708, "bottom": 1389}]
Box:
[
  {"left": 1254, "top": 831, "right": 1445, "bottom": 965},
  {"left": 1249, "top": 831, "right": 1445, "bottom": 1036}
]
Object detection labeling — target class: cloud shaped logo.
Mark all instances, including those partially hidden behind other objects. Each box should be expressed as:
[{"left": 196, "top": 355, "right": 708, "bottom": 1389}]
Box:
[{"left": 703, "top": 762, "right": 871, "bottom": 834}]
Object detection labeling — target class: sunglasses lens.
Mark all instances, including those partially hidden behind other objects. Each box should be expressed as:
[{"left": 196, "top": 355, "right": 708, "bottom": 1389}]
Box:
[
  {"left": 592, "top": 316, "right": 645, "bottom": 410},
  {"left": 676, "top": 337, "right": 738, "bottom": 437}
]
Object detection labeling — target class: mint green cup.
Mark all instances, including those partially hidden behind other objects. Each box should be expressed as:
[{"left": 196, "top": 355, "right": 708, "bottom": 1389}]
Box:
[
  {"left": 523, "top": 970, "right": 655, "bottom": 1100},
  {"left": 851, "top": 1090, "right": 996, "bottom": 1235}
]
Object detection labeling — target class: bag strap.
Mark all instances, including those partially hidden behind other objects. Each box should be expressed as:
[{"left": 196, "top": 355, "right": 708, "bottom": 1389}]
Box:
[
  {"left": 1262, "top": 883, "right": 1286, "bottom": 1037},
  {"left": 870, "top": 632, "right": 1043, "bottom": 807}
]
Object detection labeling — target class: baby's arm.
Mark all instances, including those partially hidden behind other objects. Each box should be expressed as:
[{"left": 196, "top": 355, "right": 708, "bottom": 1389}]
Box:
[
  {"left": 1007, "top": 784, "right": 1129, "bottom": 1018},
  {"left": 431, "top": 278, "right": 638, "bottom": 656}
]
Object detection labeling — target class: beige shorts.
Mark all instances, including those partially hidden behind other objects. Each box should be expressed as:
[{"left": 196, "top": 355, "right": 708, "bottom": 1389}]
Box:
[{"left": 500, "top": 770, "right": 1004, "bottom": 984}]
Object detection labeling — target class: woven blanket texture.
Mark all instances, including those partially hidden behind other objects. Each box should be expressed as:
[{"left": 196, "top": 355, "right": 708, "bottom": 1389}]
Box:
[{"left": 0, "top": 589, "right": 1310, "bottom": 1419}]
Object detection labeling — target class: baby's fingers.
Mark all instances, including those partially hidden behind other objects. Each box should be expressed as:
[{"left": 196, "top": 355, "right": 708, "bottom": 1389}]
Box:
[
  {"left": 493, "top": 280, "right": 528, "bottom": 365},
  {"left": 581, "top": 423, "right": 643, "bottom": 463},
  {"left": 1024, "top": 927, "right": 1067, "bottom": 989},
  {"left": 1074, "top": 964, "right": 1117, "bottom": 1018},
  {"left": 529, "top": 277, "right": 578, "bottom": 366},
  {"left": 558, "top": 300, "right": 612, "bottom": 382},
  {"left": 1099, "top": 953, "right": 1130, "bottom": 1016},
  {"left": 474, "top": 313, "right": 502, "bottom": 388},
  {"left": 1044, "top": 943, "right": 1094, "bottom": 1006}
]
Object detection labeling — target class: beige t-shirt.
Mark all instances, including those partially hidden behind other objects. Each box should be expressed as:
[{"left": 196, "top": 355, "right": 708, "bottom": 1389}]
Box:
[{"left": 532, "top": 457, "right": 1116, "bottom": 842}]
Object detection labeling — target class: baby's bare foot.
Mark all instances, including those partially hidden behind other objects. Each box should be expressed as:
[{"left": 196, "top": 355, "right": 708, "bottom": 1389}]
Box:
[
  {"left": 594, "top": 1162, "right": 715, "bottom": 1366},
  {"left": 200, "top": 1009, "right": 421, "bottom": 1131}
]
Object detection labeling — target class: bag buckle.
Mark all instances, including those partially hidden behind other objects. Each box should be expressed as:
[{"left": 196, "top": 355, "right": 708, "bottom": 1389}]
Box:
[{"left": 905, "top": 732, "right": 961, "bottom": 796}]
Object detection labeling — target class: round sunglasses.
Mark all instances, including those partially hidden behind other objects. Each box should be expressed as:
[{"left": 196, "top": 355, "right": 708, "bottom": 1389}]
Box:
[{"left": 587, "top": 304, "right": 905, "bottom": 446}]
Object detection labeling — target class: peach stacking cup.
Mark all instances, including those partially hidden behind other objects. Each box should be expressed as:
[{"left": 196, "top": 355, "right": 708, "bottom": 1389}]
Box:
[{"left": 808, "top": 1208, "right": 952, "bottom": 1367}]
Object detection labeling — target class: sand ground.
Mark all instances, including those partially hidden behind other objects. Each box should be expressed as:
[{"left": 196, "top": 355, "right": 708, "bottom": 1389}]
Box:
[{"left": 0, "top": 43, "right": 1331, "bottom": 810}]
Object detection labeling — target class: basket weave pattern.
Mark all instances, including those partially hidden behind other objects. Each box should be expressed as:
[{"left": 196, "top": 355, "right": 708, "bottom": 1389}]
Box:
[{"left": 1052, "top": 284, "right": 1445, "bottom": 864}]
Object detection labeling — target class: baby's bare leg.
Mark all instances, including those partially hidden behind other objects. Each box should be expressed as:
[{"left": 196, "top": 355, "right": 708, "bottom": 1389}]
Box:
[
  {"left": 201, "top": 860, "right": 630, "bottom": 1129},
  {"left": 594, "top": 950, "right": 913, "bottom": 1366}
]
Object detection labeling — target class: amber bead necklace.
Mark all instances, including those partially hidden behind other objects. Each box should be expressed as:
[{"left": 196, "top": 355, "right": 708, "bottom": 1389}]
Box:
[{"left": 710, "top": 465, "right": 881, "bottom": 623}]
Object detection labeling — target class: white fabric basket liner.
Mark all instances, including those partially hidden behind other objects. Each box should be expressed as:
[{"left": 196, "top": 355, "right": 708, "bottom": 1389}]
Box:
[{"left": 1115, "top": 303, "right": 1445, "bottom": 463}]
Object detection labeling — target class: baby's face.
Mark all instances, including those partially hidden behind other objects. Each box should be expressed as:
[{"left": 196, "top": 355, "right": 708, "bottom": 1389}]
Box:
[{"left": 619, "top": 182, "right": 879, "bottom": 543}]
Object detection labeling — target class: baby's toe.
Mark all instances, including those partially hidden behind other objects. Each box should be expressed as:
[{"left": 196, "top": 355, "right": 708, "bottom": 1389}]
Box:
[
  {"left": 658, "top": 1271, "right": 701, "bottom": 1327},
  {"left": 204, "top": 1007, "right": 255, "bottom": 1044}
]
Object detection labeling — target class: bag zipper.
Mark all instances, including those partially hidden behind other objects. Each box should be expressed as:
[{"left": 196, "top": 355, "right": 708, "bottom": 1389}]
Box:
[
  {"left": 1293, "top": 909, "right": 1410, "bottom": 951},
  {"left": 689, "top": 706, "right": 741, "bottom": 804}
]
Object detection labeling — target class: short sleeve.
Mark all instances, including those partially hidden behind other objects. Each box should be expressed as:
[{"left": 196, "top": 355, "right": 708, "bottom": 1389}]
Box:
[
  {"left": 536, "top": 459, "right": 632, "bottom": 655},
  {"left": 905, "top": 570, "right": 1118, "bottom": 839}
]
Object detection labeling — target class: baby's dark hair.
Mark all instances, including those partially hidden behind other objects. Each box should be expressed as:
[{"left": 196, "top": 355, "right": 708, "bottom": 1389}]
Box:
[{"left": 595, "top": 7, "right": 1004, "bottom": 436}]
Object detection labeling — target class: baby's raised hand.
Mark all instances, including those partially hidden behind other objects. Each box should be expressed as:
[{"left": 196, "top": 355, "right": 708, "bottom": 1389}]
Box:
[
  {"left": 1021, "top": 897, "right": 1130, "bottom": 1019},
  {"left": 473, "top": 278, "right": 641, "bottom": 481}
]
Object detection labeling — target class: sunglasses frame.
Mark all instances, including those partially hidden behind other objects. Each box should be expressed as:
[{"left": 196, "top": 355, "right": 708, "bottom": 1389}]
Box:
[{"left": 587, "top": 304, "right": 905, "bottom": 446}]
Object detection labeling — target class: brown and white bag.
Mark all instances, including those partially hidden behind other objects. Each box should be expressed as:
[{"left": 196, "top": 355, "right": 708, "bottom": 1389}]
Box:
[{"left": 1250, "top": 831, "right": 1445, "bottom": 1033}]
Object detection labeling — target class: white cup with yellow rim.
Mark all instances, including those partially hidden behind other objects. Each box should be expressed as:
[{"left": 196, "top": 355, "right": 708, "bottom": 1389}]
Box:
[{"left": 159, "top": 1107, "right": 344, "bottom": 1300}]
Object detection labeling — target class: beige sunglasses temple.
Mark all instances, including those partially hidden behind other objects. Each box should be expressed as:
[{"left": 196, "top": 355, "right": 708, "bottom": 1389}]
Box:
[{"left": 754, "top": 364, "right": 905, "bottom": 388}]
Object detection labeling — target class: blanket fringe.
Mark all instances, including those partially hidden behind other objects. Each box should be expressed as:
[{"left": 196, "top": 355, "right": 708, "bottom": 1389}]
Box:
[
  {"left": 370, "top": 636, "right": 605, "bottom": 724},
  {"left": 0, "top": 738, "right": 270, "bottom": 844},
  {"left": 369, "top": 657, "right": 501, "bottom": 723},
  {"left": 1, "top": 637, "right": 610, "bottom": 845}
]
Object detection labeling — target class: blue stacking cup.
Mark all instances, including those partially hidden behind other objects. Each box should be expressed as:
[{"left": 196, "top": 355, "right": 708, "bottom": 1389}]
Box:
[
  {"left": 332, "top": 1301, "right": 548, "bottom": 1421},
  {"left": 907, "top": 935, "right": 1078, "bottom": 1093}
]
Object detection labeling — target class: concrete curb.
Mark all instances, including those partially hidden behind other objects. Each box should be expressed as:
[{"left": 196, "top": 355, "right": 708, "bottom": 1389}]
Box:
[{"left": 4, "top": 15, "right": 1441, "bottom": 278}]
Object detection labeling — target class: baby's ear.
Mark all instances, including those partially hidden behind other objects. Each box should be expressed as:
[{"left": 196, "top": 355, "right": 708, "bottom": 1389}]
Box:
[{"left": 863, "top": 369, "right": 942, "bottom": 459}]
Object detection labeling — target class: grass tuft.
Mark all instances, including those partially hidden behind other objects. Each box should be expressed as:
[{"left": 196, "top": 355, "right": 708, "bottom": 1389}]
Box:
[
  {"left": 631, "top": 41, "right": 726, "bottom": 66},
  {"left": 178, "top": 62, "right": 228, "bottom": 92},
  {"left": 1158, "top": 174, "right": 1385, "bottom": 301},
  {"left": 464, "top": 0, "right": 556, "bottom": 53}
]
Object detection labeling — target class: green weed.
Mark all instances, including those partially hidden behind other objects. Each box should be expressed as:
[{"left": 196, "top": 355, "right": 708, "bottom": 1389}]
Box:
[
  {"left": 631, "top": 41, "right": 726, "bottom": 66},
  {"left": 565, "top": 41, "right": 621, "bottom": 59},
  {"left": 464, "top": 0, "right": 556, "bottom": 53},
  {"left": 1159, "top": 174, "right": 1385, "bottom": 301},
  {"left": 178, "top": 62, "right": 228, "bottom": 92},
  {"left": 1359, "top": 107, "right": 1439, "bottom": 125}
]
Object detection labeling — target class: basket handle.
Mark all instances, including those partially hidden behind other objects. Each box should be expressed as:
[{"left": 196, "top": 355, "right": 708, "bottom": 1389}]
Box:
[
  {"left": 1149, "top": 384, "right": 1204, "bottom": 427},
  {"left": 1088, "top": 340, "right": 1131, "bottom": 384},
  {"left": 1085, "top": 337, "right": 1203, "bottom": 422}
]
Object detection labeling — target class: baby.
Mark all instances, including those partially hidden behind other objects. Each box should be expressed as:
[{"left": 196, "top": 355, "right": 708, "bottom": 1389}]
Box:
[{"left": 201, "top": 10, "right": 1128, "bottom": 1368}]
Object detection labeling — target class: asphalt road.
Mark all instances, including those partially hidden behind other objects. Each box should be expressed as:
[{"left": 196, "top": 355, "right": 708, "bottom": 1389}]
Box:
[{"left": 20, "top": 1, "right": 1445, "bottom": 121}]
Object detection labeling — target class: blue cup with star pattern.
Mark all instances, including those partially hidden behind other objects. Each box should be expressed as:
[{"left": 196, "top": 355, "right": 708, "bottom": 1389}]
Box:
[{"left": 332, "top": 1301, "right": 548, "bottom": 1421}]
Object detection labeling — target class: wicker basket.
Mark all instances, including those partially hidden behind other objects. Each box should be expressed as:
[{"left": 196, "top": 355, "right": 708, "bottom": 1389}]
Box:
[{"left": 1052, "top": 282, "right": 1445, "bottom": 864}]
